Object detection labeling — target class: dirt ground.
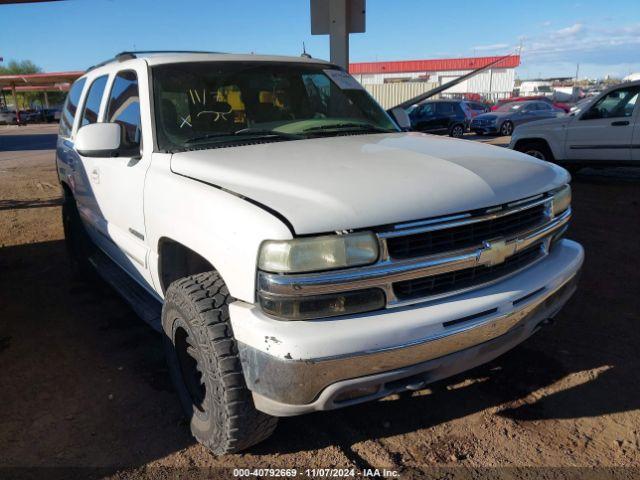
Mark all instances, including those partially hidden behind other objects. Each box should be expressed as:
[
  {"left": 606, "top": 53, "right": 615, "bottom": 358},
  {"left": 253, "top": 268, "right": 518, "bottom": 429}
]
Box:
[{"left": 1, "top": 124, "right": 639, "bottom": 479}]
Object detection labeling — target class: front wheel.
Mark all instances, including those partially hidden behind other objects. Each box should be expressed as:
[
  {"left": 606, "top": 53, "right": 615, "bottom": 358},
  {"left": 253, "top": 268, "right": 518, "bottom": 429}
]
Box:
[
  {"left": 515, "top": 140, "right": 554, "bottom": 162},
  {"left": 500, "top": 121, "right": 514, "bottom": 136},
  {"left": 162, "top": 271, "right": 278, "bottom": 454}
]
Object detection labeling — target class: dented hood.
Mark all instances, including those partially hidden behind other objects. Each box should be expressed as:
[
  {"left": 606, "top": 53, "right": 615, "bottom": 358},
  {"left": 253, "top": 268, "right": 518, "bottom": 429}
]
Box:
[{"left": 170, "top": 132, "right": 569, "bottom": 235}]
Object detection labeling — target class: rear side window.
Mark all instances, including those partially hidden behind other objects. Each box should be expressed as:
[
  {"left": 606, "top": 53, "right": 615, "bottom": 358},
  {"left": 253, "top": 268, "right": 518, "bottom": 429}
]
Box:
[
  {"left": 59, "top": 78, "right": 87, "bottom": 137},
  {"left": 107, "top": 70, "right": 142, "bottom": 150},
  {"left": 436, "top": 103, "right": 455, "bottom": 114},
  {"left": 80, "top": 75, "right": 108, "bottom": 127}
]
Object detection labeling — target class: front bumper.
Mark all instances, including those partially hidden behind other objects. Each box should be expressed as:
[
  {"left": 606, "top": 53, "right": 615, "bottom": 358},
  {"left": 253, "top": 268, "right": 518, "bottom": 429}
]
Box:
[
  {"left": 231, "top": 239, "right": 583, "bottom": 416},
  {"left": 472, "top": 124, "right": 499, "bottom": 134}
]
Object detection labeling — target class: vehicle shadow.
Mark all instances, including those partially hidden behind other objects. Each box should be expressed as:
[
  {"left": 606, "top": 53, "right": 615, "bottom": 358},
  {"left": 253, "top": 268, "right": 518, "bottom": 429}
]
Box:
[
  {"left": 0, "top": 169, "right": 638, "bottom": 469},
  {"left": 0, "top": 198, "right": 62, "bottom": 211},
  {"left": 0, "top": 133, "right": 58, "bottom": 152}
]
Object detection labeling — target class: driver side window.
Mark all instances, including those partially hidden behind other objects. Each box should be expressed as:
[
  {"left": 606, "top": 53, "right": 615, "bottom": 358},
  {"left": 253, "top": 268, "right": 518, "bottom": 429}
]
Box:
[{"left": 582, "top": 87, "right": 640, "bottom": 120}]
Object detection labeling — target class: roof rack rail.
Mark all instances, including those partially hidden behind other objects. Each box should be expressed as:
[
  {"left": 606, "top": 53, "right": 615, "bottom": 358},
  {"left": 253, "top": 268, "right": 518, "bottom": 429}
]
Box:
[{"left": 86, "top": 50, "right": 225, "bottom": 72}]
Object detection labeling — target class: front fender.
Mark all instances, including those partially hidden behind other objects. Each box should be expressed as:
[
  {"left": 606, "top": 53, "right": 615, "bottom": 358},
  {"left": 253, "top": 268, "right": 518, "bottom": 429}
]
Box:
[{"left": 144, "top": 153, "right": 293, "bottom": 303}]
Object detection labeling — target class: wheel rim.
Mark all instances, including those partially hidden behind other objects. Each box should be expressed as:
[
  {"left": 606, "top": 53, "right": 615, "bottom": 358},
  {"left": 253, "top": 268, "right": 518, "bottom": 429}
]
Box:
[
  {"left": 452, "top": 126, "right": 463, "bottom": 137},
  {"left": 525, "top": 149, "right": 546, "bottom": 160},
  {"left": 502, "top": 122, "right": 513, "bottom": 136},
  {"left": 175, "top": 327, "right": 207, "bottom": 414}
]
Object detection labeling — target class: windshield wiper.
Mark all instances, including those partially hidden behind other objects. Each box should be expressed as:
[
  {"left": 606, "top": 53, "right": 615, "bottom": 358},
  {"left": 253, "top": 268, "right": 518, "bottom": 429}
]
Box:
[
  {"left": 233, "top": 128, "right": 305, "bottom": 140},
  {"left": 184, "top": 129, "right": 303, "bottom": 145},
  {"left": 185, "top": 132, "right": 235, "bottom": 144},
  {"left": 303, "top": 123, "right": 396, "bottom": 134}
]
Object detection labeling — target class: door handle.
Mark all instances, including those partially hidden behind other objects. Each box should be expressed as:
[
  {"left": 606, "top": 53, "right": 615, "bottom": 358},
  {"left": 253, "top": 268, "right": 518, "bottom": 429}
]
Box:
[
  {"left": 611, "top": 120, "right": 629, "bottom": 126},
  {"left": 90, "top": 168, "right": 100, "bottom": 183}
]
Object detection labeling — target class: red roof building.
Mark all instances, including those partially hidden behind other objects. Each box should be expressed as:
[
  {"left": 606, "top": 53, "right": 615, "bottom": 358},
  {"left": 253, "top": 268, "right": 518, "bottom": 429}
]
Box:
[
  {"left": 349, "top": 55, "right": 521, "bottom": 101},
  {"left": 349, "top": 55, "right": 520, "bottom": 75}
]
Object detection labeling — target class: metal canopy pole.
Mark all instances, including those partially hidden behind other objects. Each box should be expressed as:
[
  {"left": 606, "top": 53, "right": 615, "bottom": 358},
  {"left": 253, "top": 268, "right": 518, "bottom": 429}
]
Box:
[
  {"left": 11, "top": 82, "right": 20, "bottom": 124},
  {"left": 311, "top": 0, "right": 364, "bottom": 70},
  {"left": 329, "top": 0, "right": 349, "bottom": 69}
]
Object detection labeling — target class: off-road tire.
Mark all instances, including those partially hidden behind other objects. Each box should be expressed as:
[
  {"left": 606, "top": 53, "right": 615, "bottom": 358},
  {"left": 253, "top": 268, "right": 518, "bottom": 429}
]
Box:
[
  {"left": 161, "top": 271, "right": 278, "bottom": 454},
  {"left": 62, "top": 192, "right": 96, "bottom": 279}
]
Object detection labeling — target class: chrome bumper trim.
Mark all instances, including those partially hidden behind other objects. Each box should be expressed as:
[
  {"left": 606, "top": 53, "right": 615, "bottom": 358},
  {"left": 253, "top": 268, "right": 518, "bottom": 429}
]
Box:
[
  {"left": 241, "top": 270, "right": 580, "bottom": 406},
  {"left": 257, "top": 208, "right": 571, "bottom": 307}
]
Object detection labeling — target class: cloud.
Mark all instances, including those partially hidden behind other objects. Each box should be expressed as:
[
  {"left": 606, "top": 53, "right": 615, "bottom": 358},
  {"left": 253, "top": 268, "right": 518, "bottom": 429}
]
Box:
[
  {"left": 521, "top": 22, "right": 640, "bottom": 67},
  {"left": 472, "top": 43, "right": 509, "bottom": 51},
  {"left": 552, "top": 23, "right": 584, "bottom": 38},
  {"left": 541, "top": 21, "right": 552, "bottom": 27}
]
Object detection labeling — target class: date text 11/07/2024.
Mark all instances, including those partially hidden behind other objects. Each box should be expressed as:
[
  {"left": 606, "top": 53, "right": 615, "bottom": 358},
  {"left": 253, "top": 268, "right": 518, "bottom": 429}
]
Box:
[{"left": 232, "top": 468, "right": 401, "bottom": 477}]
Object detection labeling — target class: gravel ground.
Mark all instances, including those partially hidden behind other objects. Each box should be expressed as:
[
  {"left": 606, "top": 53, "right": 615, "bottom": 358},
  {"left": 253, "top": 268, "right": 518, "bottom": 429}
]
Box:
[{"left": 0, "top": 124, "right": 639, "bottom": 479}]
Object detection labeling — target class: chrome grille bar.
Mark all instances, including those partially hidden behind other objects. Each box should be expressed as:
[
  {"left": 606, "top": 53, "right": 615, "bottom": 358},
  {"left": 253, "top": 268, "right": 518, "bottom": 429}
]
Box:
[{"left": 257, "top": 208, "right": 571, "bottom": 308}]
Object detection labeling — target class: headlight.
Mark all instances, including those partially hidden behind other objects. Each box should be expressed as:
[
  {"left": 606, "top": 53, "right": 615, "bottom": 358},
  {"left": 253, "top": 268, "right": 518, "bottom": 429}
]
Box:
[
  {"left": 551, "top": 184, "right": 571, "bottom": 217},
  {"left": 258, "top": 232, "right": 379, "bottom": 273}
]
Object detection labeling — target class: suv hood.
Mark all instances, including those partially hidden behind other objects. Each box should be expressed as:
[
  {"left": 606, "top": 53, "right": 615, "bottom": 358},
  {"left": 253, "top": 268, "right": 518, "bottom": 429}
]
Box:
[{"left": 171, "top": 133, "right": 568, "bottom": 235}]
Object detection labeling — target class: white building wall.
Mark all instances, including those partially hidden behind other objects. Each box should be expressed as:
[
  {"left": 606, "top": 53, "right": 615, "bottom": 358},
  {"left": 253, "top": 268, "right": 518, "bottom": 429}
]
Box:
[
  {"left": 363, "top": 82, "right": 438, "bottom": 109},
  {"left": 353, "top": 68, "right": 516, "bottom": 100}
]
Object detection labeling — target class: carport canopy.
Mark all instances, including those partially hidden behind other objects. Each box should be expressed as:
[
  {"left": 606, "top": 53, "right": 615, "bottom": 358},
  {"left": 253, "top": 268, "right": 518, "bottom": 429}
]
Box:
[{"left": 0, "top": 71, "right": 82, "bottom": 119}]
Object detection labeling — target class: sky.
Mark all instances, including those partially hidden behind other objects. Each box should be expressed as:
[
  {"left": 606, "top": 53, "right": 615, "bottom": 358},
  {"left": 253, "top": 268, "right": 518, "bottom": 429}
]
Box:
[{"left": 1, "top": 0, "right": 639, "bottom": 80}]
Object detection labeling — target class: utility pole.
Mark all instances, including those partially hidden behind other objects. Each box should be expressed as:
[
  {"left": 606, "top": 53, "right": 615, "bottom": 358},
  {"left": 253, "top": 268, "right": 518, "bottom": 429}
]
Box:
[
  {"left": 311, "top": 0, "right": 365, "bottom": 70},
  {"left": 575, "top": 63, "right": 580, "bottom": 82},
  {"left": 329, "top": 0, "right": 349, "bottom": 68}
]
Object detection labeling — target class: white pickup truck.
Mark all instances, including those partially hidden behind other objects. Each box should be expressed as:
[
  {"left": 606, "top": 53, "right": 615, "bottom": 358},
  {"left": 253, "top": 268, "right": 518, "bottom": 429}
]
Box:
[
  {"left": 510, "top": 80, "right": 640, "bottom": 171},
  {"left": 57, "top": 51, "right": 583, "bottom": 454}
]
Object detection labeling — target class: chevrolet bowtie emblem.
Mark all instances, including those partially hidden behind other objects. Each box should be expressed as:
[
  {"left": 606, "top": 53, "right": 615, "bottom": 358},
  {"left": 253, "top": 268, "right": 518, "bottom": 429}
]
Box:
[{"left": 478, "top": 239, "right": 514, "bottom": 267}]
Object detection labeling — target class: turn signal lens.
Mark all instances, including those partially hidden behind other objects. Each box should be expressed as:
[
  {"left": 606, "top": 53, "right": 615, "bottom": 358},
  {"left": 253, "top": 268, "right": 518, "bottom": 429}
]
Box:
[
  {"left": 552, "top": 184, "right": 571, "bottom": 217},
  {"left": 258, "top": 288, "right": 386, "bottom": 321}
]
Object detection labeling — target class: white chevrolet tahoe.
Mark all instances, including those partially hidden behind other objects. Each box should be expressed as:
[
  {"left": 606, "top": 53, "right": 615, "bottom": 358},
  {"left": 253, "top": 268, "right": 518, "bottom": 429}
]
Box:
[
  {"left": 510, "top": 80, "right": 640, "bottom": 172},
  {"left": 57, "top": 51, "right": 583, "bottom": 454}
]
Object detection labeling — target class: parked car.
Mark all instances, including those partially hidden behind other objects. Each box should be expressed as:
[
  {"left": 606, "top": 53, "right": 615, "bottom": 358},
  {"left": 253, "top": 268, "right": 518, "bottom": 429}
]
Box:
[
  {"left": 407, "top": 99, "right": 469, "bottom": 137},
  {"left": 472, "top": 100, "right": 564, "bottom": 136},
  {"left": 510, "top": 80, "right": 640, "bottom": 172},
  {"left": 493, "top": 96, "right": 571, "bottom": 113},
  {"left": 463, "top": 100, "right": 490, "bottom": 117},
  {"left": 29, "top": 108, "right": 61, "bottom": 123},
  {"left": 0, "top": 108, "right": 17, "bottom": 124},
  {"left": 58, "top": 51, "right": 583, "bottom": 454}
]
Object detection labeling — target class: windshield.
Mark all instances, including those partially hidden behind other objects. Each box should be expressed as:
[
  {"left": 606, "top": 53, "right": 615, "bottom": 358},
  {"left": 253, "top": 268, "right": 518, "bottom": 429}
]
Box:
[
  {"left": 496, "top": 102, "right": 523, "bottom": 112},
  {"left": 152, "top": 61, "right": 398, "bottom": 151}
]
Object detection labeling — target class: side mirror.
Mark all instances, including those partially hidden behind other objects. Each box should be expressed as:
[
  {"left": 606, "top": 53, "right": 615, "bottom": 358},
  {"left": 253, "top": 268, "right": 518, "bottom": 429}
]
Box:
[
  {"left": 75, "top": 123, "right": 123, "bottom": 157},
  {"left": 388, "top": 107, "right": 412, "bottom": 130}
]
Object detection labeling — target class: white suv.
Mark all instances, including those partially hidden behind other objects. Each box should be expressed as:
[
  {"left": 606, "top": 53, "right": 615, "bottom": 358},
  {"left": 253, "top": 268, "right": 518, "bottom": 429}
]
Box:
[
  {"left": 510, "top": 80, "right": 640, "bottom": 171},
  {"left": 57, "top": 51, "right": 583, "bottom": 454}
]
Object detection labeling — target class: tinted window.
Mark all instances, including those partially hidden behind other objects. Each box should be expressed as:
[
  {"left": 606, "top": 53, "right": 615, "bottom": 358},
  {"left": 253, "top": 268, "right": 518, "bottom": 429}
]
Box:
[
  {"left": 538, "top": 102, "right": 551, "bottom": 110},
  {"left": 583, "top": 86, "right": 640, "bottom": 120},
  {"left": 81, "top": 75, "right": 108, "bottom": 127},
  {"left": 418, "top": 103, "right": 436, "bottom": 116},
  {"left": 436, "top": 103, "right": 455, "bottom": 114},
  {"left": 59, "top": 78, "right": 87, "bottom": 137},
  {"left": 107, "top": 70, "right": 142, "bottom": 149}
]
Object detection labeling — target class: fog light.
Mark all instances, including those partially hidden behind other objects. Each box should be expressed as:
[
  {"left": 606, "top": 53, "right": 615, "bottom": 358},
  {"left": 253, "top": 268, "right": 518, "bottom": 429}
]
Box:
[
  {"left": 258, "top": 288, "right": 386, "bottom": 320},
  {"left": 334, "top": 385, "right": 380, "bottom": 403}
]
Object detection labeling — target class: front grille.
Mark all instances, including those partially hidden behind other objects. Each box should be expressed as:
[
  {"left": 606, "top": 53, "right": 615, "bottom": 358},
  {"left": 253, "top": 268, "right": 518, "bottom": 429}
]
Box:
[
  {"left": 387, "top": 204, "right": 546, "bottom": 259},
  {"left": 393, "top": 245, "right": 543, "bottom": 301}
]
